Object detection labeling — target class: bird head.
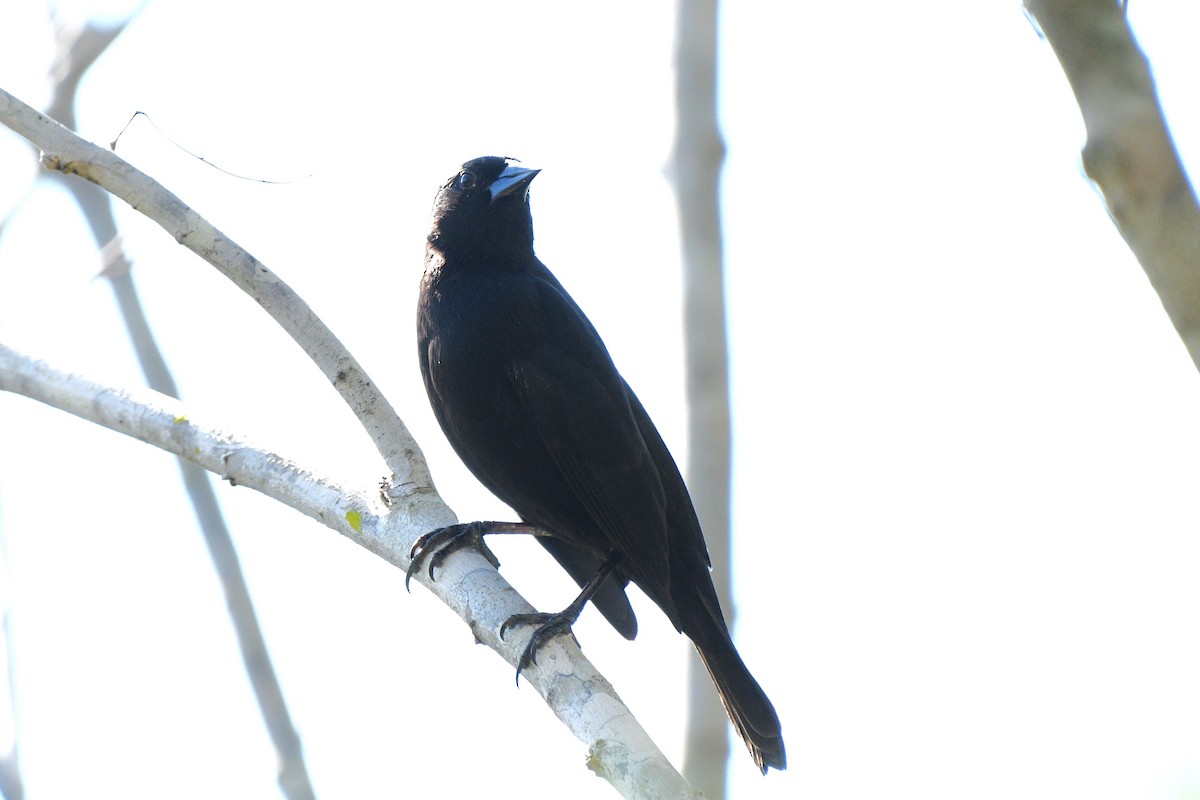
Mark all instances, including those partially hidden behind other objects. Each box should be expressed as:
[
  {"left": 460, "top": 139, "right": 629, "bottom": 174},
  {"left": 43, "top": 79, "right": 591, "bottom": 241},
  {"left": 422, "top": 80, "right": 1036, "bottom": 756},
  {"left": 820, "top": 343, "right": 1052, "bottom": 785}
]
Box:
[{"left": 427, "top": 157, "right": 541, "bottom": 261}]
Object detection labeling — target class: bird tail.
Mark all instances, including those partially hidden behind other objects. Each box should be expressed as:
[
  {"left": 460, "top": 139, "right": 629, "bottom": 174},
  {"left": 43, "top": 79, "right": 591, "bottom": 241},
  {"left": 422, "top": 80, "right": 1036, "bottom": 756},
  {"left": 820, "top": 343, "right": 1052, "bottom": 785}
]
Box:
[{"left": 691, "top": 616, "right": 786, "bottom": 773}]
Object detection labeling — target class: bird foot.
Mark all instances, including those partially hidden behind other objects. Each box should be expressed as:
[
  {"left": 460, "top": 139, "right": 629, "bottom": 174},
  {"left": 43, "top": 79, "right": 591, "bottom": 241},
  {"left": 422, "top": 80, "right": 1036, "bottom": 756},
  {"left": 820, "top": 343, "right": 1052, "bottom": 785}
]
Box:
[
  {"left": 406, "top": 521, "right": 501, "bottom": 591},
  {"left": 500, "top": 609, "right": 581, "bottom": 682}
]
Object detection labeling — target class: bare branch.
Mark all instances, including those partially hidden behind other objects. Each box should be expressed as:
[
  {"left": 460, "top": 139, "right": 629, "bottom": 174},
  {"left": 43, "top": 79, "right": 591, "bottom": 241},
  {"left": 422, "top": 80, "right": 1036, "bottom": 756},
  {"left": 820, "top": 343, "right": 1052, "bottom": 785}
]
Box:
[{"left": 1026, "top": 0, "right": 1200, "bottom": 369}]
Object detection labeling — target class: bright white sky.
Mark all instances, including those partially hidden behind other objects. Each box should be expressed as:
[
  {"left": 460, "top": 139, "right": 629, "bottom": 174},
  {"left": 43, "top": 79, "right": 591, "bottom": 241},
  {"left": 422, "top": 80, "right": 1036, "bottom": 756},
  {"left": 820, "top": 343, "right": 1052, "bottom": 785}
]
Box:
[{"left": 1, "top": 2, "right": 1199, "bottom": 799}]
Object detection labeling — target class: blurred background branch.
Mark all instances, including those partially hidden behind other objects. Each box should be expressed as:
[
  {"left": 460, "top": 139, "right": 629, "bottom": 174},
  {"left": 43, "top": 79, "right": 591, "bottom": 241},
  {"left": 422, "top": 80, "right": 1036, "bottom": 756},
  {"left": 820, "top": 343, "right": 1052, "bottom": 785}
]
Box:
[
  {"left": 0, "top": 525, "right": 20, "bottom": 800},
  {"left": 32, "top": 13, "right": 317, "bottom": 800},
  {"left": 671, "top": 0, "right": 734, "bottom": 796},
  {"left": 1026, "top": 0, "right": 1200, "bottom": 369}
]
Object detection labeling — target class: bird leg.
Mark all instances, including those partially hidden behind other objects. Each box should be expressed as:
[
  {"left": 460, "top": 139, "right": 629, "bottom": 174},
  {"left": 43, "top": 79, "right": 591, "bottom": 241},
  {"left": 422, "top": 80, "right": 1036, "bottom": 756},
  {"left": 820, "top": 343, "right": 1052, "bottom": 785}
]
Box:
[
  {"left": 500, "top": 550, "right": 622, "bottom": 681},
  {"left": 406, "top": 520, "right": 539, "bottom": 590}
]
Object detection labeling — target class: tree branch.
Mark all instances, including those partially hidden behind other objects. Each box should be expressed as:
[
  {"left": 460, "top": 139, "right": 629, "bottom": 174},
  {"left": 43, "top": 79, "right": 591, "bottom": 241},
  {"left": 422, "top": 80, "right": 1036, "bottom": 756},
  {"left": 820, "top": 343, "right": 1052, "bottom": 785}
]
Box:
[
  {"left": 1026, "top": 0, "right": 1200, "bottom": 369},
  {"left": 0, "top": 86, "right": 700, "bottom": 799},
  {"left": 671, "top": 0, "right": 734, "bottom": 795}
]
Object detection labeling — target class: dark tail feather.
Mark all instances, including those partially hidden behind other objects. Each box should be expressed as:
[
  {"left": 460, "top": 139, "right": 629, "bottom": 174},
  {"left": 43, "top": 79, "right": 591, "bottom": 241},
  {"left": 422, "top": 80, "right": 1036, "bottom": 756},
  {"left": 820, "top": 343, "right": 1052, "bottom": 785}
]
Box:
[{"left": 692, "top": 621, "right": 786, "bottom": 773}]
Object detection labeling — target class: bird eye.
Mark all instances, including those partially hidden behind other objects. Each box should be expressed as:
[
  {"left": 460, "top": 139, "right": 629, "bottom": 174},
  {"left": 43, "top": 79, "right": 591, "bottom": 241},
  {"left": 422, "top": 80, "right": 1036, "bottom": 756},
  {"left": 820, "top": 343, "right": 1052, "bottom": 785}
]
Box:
[{"left": 457, "top": 171, "right": 477, "bottom": 190}]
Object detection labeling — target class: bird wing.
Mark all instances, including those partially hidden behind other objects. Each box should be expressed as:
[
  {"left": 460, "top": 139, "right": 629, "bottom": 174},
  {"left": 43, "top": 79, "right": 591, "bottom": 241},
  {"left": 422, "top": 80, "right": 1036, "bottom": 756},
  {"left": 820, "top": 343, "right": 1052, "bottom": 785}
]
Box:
[{"left": 505, "top": 276, "right": 674, "bottom": 597}]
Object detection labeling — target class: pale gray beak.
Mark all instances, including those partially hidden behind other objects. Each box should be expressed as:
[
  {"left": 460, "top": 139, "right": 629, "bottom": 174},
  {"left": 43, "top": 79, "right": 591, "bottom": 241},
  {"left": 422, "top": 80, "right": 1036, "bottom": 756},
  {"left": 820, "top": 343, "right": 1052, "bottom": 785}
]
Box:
[{"left": 489, "top": 163, "right": 540, "bottom": 201}]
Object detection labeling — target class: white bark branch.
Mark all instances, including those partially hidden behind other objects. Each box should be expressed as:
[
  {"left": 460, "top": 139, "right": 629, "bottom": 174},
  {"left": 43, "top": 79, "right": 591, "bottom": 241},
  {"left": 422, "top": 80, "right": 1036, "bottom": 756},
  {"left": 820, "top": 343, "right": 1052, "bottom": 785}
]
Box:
[{"left": 0, "top": 86, "right": 700, "bottom": 799}]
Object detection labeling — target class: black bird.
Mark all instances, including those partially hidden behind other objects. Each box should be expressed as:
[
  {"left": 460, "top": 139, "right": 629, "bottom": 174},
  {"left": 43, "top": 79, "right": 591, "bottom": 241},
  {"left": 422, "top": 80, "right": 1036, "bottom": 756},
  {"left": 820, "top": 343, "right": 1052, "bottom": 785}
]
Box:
[{"left": 413, "top": 156, "right": 785, "bottom": 773}]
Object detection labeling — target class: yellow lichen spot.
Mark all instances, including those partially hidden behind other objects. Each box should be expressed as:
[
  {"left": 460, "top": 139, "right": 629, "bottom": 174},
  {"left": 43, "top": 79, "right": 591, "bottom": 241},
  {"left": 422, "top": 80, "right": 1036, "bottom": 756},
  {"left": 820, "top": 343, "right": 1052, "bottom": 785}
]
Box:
[{"left": 345, "top": 509, "right": 363, "bottom": 532}]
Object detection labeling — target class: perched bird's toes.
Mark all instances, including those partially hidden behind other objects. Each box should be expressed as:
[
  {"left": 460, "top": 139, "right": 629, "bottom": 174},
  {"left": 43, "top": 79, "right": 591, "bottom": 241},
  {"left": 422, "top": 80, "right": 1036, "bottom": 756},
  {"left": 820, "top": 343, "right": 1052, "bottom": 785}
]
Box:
[
  {"left": 405, "top": 521, "right": 498, "bottom": 591},
  {"left": 499, "top": 611, "right": 549, "bottom": 639},
  {"left": 501, "top": 611, "right": 579, "bottom": 682}
]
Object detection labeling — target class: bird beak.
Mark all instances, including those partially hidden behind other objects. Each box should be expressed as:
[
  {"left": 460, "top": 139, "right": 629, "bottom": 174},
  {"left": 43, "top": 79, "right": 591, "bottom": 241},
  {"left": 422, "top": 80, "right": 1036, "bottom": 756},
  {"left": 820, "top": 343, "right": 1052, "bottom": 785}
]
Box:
[{"left": 489, "top": 164, "right": 540, "bottom": 202}]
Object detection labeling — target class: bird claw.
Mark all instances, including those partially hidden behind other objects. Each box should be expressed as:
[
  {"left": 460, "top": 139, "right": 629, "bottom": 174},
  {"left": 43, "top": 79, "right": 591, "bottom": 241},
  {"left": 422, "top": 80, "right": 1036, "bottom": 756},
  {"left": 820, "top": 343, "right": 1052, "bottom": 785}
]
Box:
[
  {"left": 500, "top": 610, "right": 579, "bottom": 684},
  {"left": 406, "top": 521, "right": 501, "bottom": 591}
]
